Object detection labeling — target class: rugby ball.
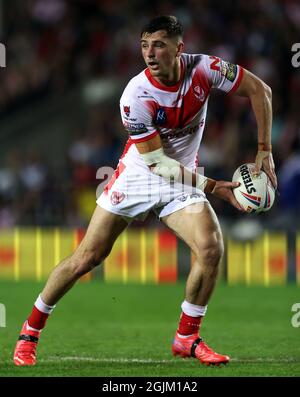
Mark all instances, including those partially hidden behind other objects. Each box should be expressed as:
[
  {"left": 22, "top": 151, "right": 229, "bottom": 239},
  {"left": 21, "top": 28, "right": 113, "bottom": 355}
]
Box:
[{"left": 232, "top": 163, "right": 275, "bottom": 213}]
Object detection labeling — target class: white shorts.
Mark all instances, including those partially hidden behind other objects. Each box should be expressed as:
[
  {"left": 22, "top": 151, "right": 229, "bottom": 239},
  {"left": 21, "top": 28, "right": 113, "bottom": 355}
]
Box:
[{"left": 96, "top": 162, "right": 208, "bottom": 223}]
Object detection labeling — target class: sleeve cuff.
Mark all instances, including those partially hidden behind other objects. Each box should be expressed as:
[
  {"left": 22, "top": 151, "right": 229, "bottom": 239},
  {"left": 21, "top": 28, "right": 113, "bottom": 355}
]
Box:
[{"left": 229, "top": 66, "right": 244, "bottom": 94}]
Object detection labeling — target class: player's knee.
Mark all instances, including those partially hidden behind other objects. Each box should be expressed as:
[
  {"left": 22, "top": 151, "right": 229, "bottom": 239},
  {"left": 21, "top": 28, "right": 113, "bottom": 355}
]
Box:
[
  {"left": 204, "top": 243, "right": 223, "bottom": 267},
  {"left": 71, "top": 245, "right": 111, "bottom": 278},
  {"left": 195, "top": 238, "right": 224, "bottom": 267}
]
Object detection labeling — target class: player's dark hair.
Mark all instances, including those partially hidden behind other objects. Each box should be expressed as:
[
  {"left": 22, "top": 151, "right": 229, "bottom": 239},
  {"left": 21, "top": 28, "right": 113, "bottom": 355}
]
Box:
[{"left": 141, "top": 15, "right": 183, "bottom": 39}]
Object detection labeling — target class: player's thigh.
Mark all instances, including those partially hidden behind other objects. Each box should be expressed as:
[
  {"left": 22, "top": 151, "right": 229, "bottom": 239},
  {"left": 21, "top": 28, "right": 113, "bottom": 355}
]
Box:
[
  {"left": 77, "top": 206, "right": 128, "bottom": 255},
  {"left": 161, "top": 202, "right": 223, "bottom": 256}
]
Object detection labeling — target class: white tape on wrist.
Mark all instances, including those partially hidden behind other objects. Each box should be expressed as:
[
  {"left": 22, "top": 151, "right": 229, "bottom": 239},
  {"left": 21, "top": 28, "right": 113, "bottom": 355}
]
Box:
[
  {"left": 140, "top": 148, "right": 181, "bottom": 180},
  {"left": 140, "top": 148, "right": 208, "bottom": 190}
]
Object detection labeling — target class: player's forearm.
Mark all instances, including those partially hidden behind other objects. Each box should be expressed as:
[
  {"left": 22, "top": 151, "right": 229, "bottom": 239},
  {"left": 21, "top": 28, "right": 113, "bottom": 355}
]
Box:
[
  {"left": 249, "top": 83, "right": 273, "bottom": 151},
  {"left": 139, "top": 147, "right": 216, "bottom": 193},
  {"left": 235, "top": 69, "right": 273, "bottom": 151},
  {"left": 203, "top": 177, "right": 217, "bottom": 194},
  {"left": 179, "top": 166, "right": 216, "bottom": 193},
  {"left": 162, "top": 163, "right": 216, "bottom": 194}
]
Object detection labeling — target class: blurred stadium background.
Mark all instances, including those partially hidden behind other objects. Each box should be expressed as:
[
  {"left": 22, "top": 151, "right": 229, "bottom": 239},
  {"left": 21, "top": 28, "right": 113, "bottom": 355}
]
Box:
[{"left": 0, "top": 0, "right": 300, "bottom": 286}]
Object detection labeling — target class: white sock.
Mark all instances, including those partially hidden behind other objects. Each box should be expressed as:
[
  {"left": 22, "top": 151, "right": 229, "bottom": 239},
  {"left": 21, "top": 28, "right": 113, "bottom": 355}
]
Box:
[
  {"left": 34, "top": 294, "right": 56, "bottom": 314},
  {"left": 177, "top": 301, "right": 208, "bottom": 338},
  {"left": 181, "top": 300, "right": 207, "bottom": 317},
  {"left": 177, "top": 333, "right": 194, "bottom": 339}
]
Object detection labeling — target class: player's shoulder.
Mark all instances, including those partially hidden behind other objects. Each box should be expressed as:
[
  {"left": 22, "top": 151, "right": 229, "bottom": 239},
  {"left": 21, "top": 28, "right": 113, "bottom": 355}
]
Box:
[
  {"left": 181, "top": 52, "right": 210, "bottom": 65},
  {"left": 181, "top": 53, "right": 212, "bottom": 74},
  {"left": 120, "top": 69, "right": 150, "bottom": 103}
]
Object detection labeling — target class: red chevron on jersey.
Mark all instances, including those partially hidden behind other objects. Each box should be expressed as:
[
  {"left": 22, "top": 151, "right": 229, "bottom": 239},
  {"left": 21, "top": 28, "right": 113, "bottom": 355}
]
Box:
[
  {"left": 143, "top": 69, "right": 210, "bottom": 129},
  {"left": 119, "top": 53, "right": 244, "bottom": 170}
]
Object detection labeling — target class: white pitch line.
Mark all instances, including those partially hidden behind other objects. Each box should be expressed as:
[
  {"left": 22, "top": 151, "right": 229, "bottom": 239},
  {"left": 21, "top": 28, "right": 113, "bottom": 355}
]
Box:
[
  {"left": 43, "top": 356, "right": 300, "bottom": 364},
  {"left": 45, "top": 357, "right": 175, "bottom": 364}
]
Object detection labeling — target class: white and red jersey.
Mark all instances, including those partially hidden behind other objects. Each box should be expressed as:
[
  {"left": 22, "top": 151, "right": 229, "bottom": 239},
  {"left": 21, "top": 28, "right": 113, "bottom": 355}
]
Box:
[
  {"left": 119, "top": 53, "right": 243, "bottom": 171},
  {"left": 98, "top": 54, "right": 243, "bottom": 219}
]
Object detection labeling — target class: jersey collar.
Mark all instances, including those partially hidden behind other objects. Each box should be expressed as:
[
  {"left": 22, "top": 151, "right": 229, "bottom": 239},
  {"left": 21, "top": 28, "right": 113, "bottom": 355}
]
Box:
[{"left": 144, "top": 57, "right": 184, "bottom": 92}]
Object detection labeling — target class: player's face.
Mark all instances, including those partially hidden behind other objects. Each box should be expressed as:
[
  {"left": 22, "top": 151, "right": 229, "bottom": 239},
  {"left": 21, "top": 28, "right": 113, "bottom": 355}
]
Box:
[{"left": 141, "top": 30, "right": 183, "bottom": 83}]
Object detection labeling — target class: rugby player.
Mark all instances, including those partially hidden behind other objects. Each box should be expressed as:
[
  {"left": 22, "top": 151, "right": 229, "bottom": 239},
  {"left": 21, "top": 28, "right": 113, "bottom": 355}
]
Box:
[{"left": 14, "top": 15, "right": 277, "bottom": 366}]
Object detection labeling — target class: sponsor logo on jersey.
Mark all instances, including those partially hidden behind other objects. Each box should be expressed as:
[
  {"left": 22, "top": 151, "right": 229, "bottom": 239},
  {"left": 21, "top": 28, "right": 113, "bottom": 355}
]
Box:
[
  {"left": 161, "top": 120, "right": 203, "bottom": 141},
  {"left": 123, "top": 121, "right": 148, "bottom": 135},
  {"left": 138, "top": 90, "right": 154, "bottom": 99},
  {"left": 123, "top": 116, "right": 137, "bottom": 121},
  {"left": 193, "top": 86, "right": 205, "bottom": 101},
  {"left": 221, "top": 61, "right": 237, "bottom": 82},
  {"left": 155, "top": 108, "right": 167, "bottom": 125},
  {"left": 110, "top": 191, "right": 125, "bottom": 205},
  {"left": 123, "top": 105, "right": 130, "bottom": 117}
]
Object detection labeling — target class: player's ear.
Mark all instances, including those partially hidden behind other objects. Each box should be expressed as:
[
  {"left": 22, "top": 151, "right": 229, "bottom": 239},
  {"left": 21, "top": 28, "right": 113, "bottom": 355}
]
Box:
[{"left": 176, "top": 41, "right": 184, "bottom": 57}]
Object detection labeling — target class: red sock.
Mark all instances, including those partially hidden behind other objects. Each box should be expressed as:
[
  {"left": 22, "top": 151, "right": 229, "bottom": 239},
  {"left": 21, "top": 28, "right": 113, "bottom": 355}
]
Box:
[
  {"left": 177, "top": 312, "right": 202, "bottom": 336},
  {"left": 27, "top": 306, "right": 49, "bottom": 331}
]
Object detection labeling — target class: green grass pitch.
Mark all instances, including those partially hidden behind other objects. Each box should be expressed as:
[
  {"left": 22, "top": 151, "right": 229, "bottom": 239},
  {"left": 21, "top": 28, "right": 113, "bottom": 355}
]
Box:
[{"left": 0, "top": 280, "right": 299, "bottom": 377}]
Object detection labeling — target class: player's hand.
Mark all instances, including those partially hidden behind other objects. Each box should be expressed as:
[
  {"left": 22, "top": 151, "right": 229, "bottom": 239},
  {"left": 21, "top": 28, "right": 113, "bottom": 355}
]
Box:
[
  {"left": 211, "top": 181, "right": 245, "bottom": 211},
  {"left": 253, "top": 150, "right": 277, "bottom": 189}
]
